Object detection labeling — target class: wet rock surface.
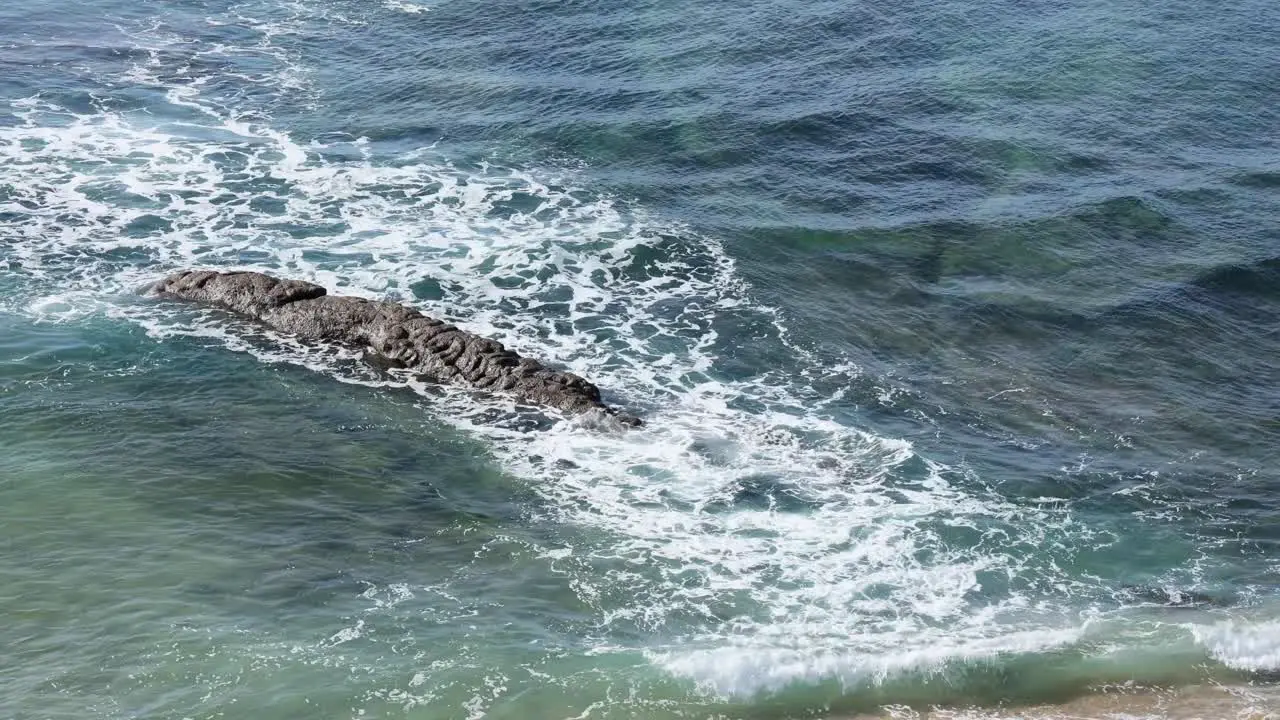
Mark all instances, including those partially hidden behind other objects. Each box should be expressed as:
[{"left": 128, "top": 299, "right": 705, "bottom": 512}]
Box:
[{"left": 152, "top": 270, "right": 641, "bottom": 426}]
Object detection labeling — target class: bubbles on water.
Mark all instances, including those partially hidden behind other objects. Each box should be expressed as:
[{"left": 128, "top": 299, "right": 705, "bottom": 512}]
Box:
[
  {"left": 383, "top": 0, "right": 430, "bottom": 14},
  {"left": 0, "top": 3, "right": 1084, "bottom": 700},
  {"left": 2, "top": 0, "right": 1272, "bottom": 709},
  {"left": 1194, "top": 619, "right": 1280, "bottom": 673},
  {"left": 658, "top": 626, "right": 1086, "bottom": 699}
]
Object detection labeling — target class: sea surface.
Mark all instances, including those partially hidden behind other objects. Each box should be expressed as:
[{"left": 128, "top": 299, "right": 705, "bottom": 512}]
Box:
[{"left": 2, "top": 1, "right": 1278, "bottom": 718}]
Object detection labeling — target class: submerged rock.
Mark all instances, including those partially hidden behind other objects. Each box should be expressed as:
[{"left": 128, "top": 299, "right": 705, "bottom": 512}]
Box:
[
  {"left": 1120, "top": 584, "right": 1228, "bottom": 609},
  {"left": 151, "top": 270, "right": 641, "bottom": 427}
]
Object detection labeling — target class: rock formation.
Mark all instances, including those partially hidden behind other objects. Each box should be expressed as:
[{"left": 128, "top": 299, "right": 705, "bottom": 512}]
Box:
[{"left": 151, "top": 270, "right": 641, "bottom": 427}]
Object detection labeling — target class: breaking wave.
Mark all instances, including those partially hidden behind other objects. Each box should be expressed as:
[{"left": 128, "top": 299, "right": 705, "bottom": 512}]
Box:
[{"left": 3, "top": 1, "right": 1273, "bottom": 707}]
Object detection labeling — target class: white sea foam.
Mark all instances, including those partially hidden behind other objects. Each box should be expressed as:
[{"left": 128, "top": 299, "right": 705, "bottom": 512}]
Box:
[
  {"left": 384, "top": 0, "right": 430, "bottom": 14},
  {"left": 656, "top": 626, "right": 1085, "bottom": 697},
  {"left": 0, "top": 2, "right": 1123, "bottom": 701},
  {"left": 1194, "top": 619, "right": 1280, "bottom": 673}
]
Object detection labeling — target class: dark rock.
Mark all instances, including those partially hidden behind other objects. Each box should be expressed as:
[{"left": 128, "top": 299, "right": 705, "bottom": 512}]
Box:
[
  {"left": 151, "top": 270, "right": 642, "bottom": 427},
  {"left": 1120, "top": 584, "right": 1227, "bottom": 609}
]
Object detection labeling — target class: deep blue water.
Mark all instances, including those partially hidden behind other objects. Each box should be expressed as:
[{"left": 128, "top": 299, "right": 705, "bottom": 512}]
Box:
[{"left": 2, "top": 1, "right": 1279, "bottom": 718}]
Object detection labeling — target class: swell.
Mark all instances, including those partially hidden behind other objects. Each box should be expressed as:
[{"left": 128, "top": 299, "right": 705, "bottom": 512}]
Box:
[
  {"left": 745, "top": 193, "right": 1280, "bottom": 445},
  {"left": 3, "top": 0, "right": 1279, "bottom": 714},
  {"left": 0, "top": 11, "right": 1100, "bottom": 707}
]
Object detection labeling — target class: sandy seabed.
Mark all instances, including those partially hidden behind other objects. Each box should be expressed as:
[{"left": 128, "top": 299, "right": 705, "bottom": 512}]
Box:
[{"left": 847, "top": 684, "right": 1280, "bottom": 720}]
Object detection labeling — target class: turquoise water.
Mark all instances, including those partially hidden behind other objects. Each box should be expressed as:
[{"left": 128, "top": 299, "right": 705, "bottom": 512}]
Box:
[{"left": 2, "top": 1, "right": 1278, "bottom": 717}]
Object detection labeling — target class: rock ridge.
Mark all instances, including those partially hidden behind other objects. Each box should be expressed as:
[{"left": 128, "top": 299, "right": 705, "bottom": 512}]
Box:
[{"left": 152, "top": 269, "right": 641, "bottom": 426}]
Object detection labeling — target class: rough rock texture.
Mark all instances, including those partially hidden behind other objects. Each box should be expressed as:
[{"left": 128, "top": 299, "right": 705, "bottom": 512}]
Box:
[{"left": 152, "top": 270, "right": 641, "bottom": 426}]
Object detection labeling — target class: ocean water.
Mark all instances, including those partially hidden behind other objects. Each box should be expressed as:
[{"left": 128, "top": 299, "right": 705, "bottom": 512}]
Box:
[{"left": 2, "top": 0, "right": 1278, "bottom": 718}]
